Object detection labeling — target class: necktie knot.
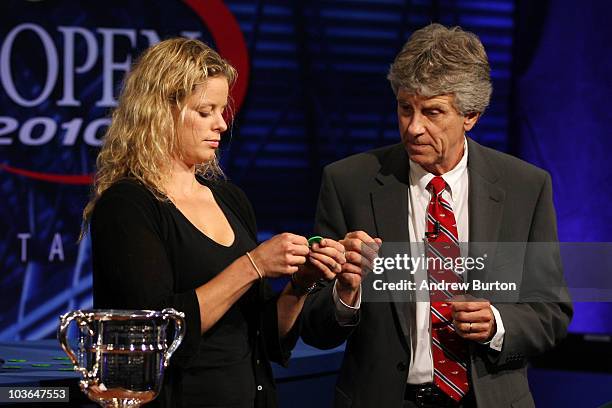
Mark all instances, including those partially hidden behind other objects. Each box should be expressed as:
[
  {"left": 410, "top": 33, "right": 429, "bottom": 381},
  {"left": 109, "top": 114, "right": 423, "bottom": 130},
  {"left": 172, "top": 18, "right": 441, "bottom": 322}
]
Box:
[{"left": 428, "top": 176, "right": 447, "bottom": 196}]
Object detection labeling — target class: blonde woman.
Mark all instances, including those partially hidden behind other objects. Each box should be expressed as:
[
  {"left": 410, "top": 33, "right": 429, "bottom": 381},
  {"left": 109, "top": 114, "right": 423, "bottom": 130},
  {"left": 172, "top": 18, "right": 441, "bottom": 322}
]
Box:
[{"left": 82, "top": 38, "right": 346, "bottom": 408}]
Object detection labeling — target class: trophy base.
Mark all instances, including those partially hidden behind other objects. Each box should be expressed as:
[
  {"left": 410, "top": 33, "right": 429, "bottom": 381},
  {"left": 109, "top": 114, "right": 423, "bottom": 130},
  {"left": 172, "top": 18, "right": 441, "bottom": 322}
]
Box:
[{"left": 85, "top": 385, "right": 157, "bottom": 407}]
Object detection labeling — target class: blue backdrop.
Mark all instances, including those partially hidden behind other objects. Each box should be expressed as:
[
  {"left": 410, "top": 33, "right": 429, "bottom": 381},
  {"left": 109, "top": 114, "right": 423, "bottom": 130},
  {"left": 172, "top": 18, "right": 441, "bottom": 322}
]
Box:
[
  {"left": 0, "top": 0, "right": 610, "bottom": 344},
  {"left": 515, "top": 0, "right": 612, "bottom": 334}
]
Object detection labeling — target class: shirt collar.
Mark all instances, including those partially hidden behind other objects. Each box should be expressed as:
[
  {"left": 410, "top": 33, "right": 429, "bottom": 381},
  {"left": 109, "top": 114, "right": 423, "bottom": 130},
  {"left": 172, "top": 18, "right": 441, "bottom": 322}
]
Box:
[{"left": 408, "top": 137, "right": 468, "bottom": 199}]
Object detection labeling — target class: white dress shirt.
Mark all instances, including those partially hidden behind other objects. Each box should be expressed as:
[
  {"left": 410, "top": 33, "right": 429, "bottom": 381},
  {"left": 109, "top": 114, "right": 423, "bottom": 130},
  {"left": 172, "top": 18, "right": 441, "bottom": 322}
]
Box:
[{"left": 333, "top": 137, "right": 505, "bottom": 385}]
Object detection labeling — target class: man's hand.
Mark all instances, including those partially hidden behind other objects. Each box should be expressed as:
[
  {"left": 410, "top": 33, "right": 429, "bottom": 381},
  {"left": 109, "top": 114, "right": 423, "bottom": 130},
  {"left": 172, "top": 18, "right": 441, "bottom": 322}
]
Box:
[
  {"left": 336, "top": 231, "right": 382, "bottom": 306},
  {"left": 450, "top": 295, "right": 497, "bottom": 343},
  {"left": 300, "top": 238, "right": 347, "bottom": 283}
]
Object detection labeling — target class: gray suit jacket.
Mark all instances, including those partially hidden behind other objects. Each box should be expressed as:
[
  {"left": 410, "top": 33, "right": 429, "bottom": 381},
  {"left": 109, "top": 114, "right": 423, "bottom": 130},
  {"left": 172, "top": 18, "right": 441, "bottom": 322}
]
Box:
[{"left": 301, "top": 139, "right": 572, "bottom": 408}]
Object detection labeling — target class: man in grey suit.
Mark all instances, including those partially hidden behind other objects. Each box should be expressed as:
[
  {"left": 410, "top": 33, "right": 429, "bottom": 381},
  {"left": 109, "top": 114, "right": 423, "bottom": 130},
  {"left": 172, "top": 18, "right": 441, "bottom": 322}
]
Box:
[{"left": 301, "top": 24, "right": 572, "bottom": 407}]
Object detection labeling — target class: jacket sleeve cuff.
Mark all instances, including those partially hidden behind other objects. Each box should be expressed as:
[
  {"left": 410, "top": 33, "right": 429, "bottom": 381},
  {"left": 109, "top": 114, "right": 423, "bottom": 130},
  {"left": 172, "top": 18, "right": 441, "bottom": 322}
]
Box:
[
  {"left": 480, "top": 304, "right": 505, "bottom": 352},
  {"left": 332, "top": 281, "right": 361, "bottom": 326},
  {"left": 261, "top": 287, "right": 299, "bottom": 368},
  {"left": 168, "top": 290, "right": 202, "bottom": 368}
]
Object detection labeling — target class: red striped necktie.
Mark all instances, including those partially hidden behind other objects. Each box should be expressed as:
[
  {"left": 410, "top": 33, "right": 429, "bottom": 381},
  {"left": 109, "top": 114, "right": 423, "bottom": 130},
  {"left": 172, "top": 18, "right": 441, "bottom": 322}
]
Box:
[{"left": 426, "top": 176, "right": 469, "bottom": 402}]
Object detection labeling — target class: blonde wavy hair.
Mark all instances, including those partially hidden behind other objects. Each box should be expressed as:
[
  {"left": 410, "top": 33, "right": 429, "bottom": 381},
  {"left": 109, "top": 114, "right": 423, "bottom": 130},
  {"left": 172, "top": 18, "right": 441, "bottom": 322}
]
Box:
[{"left": 81, "top": 38, "right": 237, "bottom": 237}]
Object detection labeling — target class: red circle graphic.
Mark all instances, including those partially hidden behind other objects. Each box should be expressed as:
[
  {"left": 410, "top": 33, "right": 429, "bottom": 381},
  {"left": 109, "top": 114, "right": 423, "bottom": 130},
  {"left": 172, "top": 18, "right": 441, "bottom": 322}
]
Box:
[{"left": 1, "top": 0, "right": 250, "bottom": 185}]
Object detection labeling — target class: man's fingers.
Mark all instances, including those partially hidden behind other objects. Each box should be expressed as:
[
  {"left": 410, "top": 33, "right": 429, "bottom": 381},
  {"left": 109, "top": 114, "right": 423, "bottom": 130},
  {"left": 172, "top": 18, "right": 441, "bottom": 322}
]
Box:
[
  {"left": 453, "top": 320, "right": 489, "bottom": 333},
  {"left": 345, "top": 250, "right": 374, "bottom": 272},
  {"left": 341, "top": 262, "right": 363, "bottom": 276},
  {"left": 465, "top": 322, "right": 490, "bottom": 333},
  {"left": 453, "top": 310, "right": 492, "bottom": 323},
  {"left": 341, "top": 238, "right": 379, "bottom": 260},
  {"left": 344, "top": 230, "right": 376, "bottom": 243},
  {"left": 451, "top": 300, "right": 490, "bottom": 313},
  {"left": 343, "top": 232, "right": 382, "bottom": 252},
  {"left": 453, "top": 320, "right": 491, "bottom": 340}
]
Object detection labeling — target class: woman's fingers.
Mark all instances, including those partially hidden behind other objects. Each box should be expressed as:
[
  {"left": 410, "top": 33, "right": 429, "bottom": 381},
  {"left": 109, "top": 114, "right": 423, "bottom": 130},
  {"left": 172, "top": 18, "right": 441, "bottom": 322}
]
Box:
[
  {"left": 310, "top": 241, "right": 346, "bottom": 264},
  {"left": 307, "top": 254, "right": 338, "bottom": 281}
]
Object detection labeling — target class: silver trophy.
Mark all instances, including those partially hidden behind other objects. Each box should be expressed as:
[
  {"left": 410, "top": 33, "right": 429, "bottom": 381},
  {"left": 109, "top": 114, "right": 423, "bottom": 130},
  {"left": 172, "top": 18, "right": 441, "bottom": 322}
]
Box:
[{"left": 58, "top": 309, "right": 185, "bottom": 407}]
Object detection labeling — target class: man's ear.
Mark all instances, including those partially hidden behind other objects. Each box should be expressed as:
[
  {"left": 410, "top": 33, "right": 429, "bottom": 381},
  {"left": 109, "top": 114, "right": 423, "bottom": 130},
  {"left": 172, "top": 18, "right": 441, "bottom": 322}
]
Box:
[{"left": 464, "top": 112, "right": 480, "bottom": 131}]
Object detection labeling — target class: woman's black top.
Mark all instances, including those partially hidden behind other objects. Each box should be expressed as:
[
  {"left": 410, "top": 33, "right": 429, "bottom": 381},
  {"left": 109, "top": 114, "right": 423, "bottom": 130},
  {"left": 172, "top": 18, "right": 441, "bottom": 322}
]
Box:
[{"left": 91, "top": 177, "right": 296, "bottom": 408}]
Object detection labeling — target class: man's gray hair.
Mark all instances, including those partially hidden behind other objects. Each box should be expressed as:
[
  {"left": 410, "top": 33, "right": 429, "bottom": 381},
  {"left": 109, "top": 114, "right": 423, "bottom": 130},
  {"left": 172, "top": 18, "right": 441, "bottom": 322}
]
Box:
[{"left": 387, "top": 23, "right": 492, "bottom": 115}]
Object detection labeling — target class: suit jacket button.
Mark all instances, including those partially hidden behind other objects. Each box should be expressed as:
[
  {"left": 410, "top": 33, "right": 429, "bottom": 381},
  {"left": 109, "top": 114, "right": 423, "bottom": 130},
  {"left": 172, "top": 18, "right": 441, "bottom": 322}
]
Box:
[{"left": 397, "top": 362, "right": 407, "bottom": 371}]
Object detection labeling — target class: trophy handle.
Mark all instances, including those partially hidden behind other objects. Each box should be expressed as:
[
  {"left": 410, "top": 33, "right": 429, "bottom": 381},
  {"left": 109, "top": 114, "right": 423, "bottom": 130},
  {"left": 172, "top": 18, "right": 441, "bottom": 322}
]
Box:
[
  {"left": 57, "top": 310, "right": 94, "bottom": 378},
  {"left": 161, "top": 308, "right": 186, "bottom": 368}
]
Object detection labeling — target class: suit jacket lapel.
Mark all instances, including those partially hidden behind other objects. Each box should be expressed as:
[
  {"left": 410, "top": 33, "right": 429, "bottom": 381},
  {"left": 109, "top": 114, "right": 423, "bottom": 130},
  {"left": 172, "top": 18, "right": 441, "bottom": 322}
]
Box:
[
  {"left": 370, "top": 144, "right": 413, "bottom": 341},
  {"left": 371, "top": 144, "right": 411, "bottom": 242},
  {"left": 467, "top": 138, "right": 506, "bottom": 283}
]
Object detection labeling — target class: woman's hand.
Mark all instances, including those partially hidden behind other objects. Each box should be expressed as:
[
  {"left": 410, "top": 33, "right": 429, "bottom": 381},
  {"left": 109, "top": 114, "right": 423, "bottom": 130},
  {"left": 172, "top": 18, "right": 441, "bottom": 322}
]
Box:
[
  {"left": 296, "top": 238, "right": 347, "bottom": 286},
  {"left": 248, "top": 233, "right": 310, "bottom": 278},
  {"left": 275, "top": 238, "right": 345, "bottom": 336}
]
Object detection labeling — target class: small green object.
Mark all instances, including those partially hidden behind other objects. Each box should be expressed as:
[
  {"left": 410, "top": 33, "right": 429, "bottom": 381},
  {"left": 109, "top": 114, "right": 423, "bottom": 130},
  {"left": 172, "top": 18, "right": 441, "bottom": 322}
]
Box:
[
  {"left": 308, "top": 236, "right": 323, "bottom": 246},
  {"left": 7, "top": 359, "right": 26, "bottom": 362},
  {"left": 31, "top": 363, "right": 51, "bottom": 367},
  {"left": 52, "top": 356, "right": 70, "bottom": 360},
  {"left": 2, "top": 365, "right": 22, "bottom": 369}
]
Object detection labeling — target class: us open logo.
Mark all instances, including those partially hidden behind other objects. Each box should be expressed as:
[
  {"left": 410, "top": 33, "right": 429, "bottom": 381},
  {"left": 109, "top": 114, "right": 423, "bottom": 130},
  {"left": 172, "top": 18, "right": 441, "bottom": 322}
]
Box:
[{"left": 0, "top": 0, "right": 249, "bottom": 184}]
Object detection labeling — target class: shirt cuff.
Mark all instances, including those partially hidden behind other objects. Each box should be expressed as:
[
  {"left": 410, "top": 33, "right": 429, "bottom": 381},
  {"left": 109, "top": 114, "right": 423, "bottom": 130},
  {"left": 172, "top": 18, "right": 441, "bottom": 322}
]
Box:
[
  {"left": 332, "top": 281, "right": 361, "bottom": 326},
  {"left": 482, "top": 304, "right": 505, "bottom": 351}
]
